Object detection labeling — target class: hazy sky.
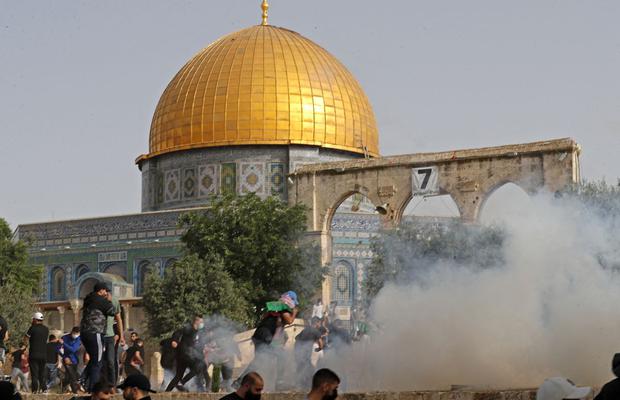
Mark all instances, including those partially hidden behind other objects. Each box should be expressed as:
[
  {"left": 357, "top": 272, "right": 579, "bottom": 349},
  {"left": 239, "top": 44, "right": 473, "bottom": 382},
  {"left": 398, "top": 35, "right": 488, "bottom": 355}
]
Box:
[{"left": 1, "top": 1, "right": 619, "bottom": 228}]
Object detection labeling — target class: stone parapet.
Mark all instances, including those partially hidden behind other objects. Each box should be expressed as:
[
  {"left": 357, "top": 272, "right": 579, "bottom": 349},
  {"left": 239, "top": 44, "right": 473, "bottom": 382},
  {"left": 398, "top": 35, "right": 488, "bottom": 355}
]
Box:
[{"left": 19, "top": 389, "right": 564, "bottom": 400}]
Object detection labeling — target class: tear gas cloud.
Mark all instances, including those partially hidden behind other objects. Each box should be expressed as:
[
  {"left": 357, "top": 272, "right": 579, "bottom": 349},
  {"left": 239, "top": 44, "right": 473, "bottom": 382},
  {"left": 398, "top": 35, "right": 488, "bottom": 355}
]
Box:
[{"left": 322, "top": 190, "right": 620, "bottom": 390}]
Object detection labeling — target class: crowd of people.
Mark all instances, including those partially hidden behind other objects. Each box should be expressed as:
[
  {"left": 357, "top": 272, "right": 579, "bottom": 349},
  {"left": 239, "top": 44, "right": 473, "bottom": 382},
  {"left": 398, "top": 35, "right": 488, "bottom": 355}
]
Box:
[
  {"left": 0, "top": 282, "right": 148, "bottom": 396},
  {"left": 3, "top": 285, "right": 620, "bottom": 400}
]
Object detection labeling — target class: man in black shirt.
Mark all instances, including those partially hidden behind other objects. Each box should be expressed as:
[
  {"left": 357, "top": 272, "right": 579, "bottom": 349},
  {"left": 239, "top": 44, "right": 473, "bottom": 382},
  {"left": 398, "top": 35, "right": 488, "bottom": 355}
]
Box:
[
  {"left": 294, "top": 317, "right": 324, "bottom": 390},
  {"left": 220, "top": 372, "right": 263, "bottom": 400},
  {"left": 80, "top": 282, "right": 116, "bottom": 393},
  {"left": 123, "top": 338, "right": 145, "bottom": 377},
  {"left": 595, "top": 353, "right": 620, "bottom": 399},
  {"left": 165, "top": 316, "right": 210, "bottom": 392},
  {"left": 24, "top": 312, "right": 48, "bottom": 393},
  {"left": 45, "top": 334, "right": 62, "bottom": 391}
]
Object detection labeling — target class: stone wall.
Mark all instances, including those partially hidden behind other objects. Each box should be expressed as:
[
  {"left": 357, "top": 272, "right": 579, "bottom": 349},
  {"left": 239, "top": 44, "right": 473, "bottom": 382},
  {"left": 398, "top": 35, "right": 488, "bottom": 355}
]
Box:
[{"left": 20, "top": 389, "right": 553, "bottom": 400}]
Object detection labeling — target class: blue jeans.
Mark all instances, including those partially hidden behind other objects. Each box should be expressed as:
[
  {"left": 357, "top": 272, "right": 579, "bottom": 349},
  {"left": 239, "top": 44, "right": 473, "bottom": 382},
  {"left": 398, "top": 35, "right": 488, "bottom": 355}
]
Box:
[{"left": 46, "top": 363, "right": 59, "bottom": 390}]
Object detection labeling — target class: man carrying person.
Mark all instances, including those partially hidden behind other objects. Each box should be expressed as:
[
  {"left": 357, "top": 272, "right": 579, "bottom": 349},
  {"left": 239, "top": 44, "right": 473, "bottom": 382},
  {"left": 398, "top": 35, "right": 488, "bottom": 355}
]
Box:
[
  {"left": 294, "top": 317, "right": 324, "bottom": 390},
  {"left": 45, "top": 334, "right": 62, "bottom": 392},
  {"left": 117, "top": 373, "right": 156, "bottom": 400},
  {"left": 165, "top": 315, "right": 210, "bottom": 392},
  {"left": 24, "top": 312, "right": 48, "bottom": 393},
  {"left": 102, "top": 290, "right": 124, "bottom": 386},
  {"left": 80, "top": 282, "right": 116, "bottom": 392},
  {"left": 219, "top": 372, "right": 263, "bottom": 400},
  {"left": 236, "top": 291, "right": 299, "bottom": 390},
  {"left": 307, "top": 369, "right": 340, "bottom": 400},
  {"left": 62, "top": 327, "right": 83, "bottom": 394}
]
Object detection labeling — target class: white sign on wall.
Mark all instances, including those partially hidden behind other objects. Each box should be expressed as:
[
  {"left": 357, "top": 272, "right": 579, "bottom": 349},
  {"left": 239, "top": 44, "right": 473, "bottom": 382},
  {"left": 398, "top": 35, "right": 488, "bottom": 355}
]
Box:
[{"left": 412, "top": 166, "right": 439, "bottom": 195}]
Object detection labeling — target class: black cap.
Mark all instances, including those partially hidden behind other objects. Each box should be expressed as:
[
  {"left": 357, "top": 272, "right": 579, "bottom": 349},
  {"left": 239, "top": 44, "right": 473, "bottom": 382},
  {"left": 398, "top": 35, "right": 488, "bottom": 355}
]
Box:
[
  {"left": 612, "top": 353, "right": 620, "bottom": 377},
  {"left": 93, "top": 281, "right": 110, "bottom": 293},
  {"left": 117, "top": 374, "right": 156, "bottom": 393}
]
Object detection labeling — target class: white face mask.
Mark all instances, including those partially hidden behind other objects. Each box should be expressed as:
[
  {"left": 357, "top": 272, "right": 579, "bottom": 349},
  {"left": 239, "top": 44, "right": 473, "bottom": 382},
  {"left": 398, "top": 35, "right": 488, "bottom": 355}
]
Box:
[
  {"left": 72, "top": 334, "right": 80, "bottom": 339},
  {"left": 198, "top": 322, "right": 205, "bottom": 330}
]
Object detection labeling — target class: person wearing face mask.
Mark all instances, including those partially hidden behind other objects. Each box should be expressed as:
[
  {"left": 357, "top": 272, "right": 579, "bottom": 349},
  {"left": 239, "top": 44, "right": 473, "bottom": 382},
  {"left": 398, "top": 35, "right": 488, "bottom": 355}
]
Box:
[
  {"left": 220, "top": 372, "right": 263, "bottom": 400},
  {"left": 307, "top": 369, "right": 340, "bottom": 400},
  {"left": 61, "top": 327, "right": 83, "bottom": 394},
  {"left": 164, "top": 316, "right": 210, "bottom": 392}
]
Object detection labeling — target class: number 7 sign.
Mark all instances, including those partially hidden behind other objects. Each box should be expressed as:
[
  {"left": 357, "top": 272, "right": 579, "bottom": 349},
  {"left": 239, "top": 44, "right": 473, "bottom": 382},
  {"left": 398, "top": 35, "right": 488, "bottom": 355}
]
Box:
[{"left": 412, "top": 166, "right": 439, "bottom": 195}]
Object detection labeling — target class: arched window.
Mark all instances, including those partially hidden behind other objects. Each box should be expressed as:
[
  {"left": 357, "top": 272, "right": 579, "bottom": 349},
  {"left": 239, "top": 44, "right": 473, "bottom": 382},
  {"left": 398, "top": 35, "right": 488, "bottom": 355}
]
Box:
[
  {"left": 136, "top": 261, "right": 155, "bottom": 296},
  {"left": 75, "top": 264, "right": 90, "bottom": 281},
  {"left": 102, "top": 264, "right": 127, "bottom": 280},
  {"left": 332, "top": 261, "right": 354, "bottom": 304},
  {"left": 51, "top": 267, "right": 66, "bottom": 301},
  {"left": 164, "top": 258, "right": 177, "bottom": 271}
]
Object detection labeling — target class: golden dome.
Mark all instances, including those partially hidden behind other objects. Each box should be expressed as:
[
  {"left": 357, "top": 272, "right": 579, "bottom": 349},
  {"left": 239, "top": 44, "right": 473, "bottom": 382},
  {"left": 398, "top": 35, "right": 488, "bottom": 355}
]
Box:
[{"left": 139, "top": 24, "right": 379, "bottom": 162}]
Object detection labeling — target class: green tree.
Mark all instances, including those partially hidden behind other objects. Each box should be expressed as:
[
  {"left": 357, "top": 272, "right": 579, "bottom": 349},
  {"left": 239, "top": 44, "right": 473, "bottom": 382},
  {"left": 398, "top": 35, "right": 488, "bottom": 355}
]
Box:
[
  {"left": 365, "top": 219, "right": 505, "bottom": 300},
  {"left": 180, "top": 194, "right": 324, "bottom": 322},
  {"left": 142, "top": 254, "right": 252, "bottom": 338},
  {"left": 0, "top": 218, "right": 43, "bottom": 347}
]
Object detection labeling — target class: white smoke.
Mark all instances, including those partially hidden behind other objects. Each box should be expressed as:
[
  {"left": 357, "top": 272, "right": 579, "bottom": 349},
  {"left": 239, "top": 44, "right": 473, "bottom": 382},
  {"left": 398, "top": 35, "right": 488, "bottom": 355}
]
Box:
[{"left": 323, "top": 192, "right": 620, "bottom": 391}]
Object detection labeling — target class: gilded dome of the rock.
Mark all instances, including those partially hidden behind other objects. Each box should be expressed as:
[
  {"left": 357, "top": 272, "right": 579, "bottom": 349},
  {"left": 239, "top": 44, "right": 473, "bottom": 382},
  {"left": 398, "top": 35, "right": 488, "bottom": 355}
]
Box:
[{"left": 141, "top": 25, "right": 379, "bottom": 161}]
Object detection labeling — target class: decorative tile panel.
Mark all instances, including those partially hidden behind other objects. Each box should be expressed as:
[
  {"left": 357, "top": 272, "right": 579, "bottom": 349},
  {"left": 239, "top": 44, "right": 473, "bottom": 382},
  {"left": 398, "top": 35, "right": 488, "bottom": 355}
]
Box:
[
  {"left": 182, "top": 168, "right": 197, "bottom": 199},
  {"left": 240, "top": 163, "right": 265, "bottom": 194},
  {"left": 164, "top": 169, "right": 180, "bottom": 202},
  {"left": 156, "top": 173, "right": 164, "bottom": 204},
  {"left": 221, "top": 163, "right": 237, "bottom": 195},
  {"left": 198, "top": 164, "right": 218, "bottom": 197},
  {"left": 269, "top": 163, "right": 286, "bottom": 196}
]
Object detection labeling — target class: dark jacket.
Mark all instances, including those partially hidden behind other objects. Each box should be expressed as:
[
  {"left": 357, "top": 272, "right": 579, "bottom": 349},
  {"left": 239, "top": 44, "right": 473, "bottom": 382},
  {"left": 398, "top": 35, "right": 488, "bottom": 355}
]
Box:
[
  {"left": 80, "top": 292, "right": 115, "bottom": 334},
  {"left": 172, "top": 324, "right": 203, "bottom": 361},
  {"left": 595, "top": 378, "right": 620, "bottom": 400}
]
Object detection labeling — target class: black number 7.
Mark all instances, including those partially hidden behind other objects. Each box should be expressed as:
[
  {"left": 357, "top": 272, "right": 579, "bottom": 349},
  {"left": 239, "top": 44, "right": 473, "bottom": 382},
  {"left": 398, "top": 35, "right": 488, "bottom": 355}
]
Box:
[{"left": 417, "top": 168, "right": 432, "bottom": 189}]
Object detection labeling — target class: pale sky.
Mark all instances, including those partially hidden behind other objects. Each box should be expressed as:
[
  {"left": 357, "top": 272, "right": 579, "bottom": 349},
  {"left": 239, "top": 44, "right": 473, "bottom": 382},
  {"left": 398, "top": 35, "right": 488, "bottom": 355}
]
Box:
[{"left": 1, "top": 0, "right": 619, "bottom": 228}]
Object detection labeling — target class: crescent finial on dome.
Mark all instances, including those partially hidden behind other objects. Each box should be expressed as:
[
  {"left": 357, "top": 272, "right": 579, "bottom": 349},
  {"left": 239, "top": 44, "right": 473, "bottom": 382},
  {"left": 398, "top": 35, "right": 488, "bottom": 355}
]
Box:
[{"left": 261, "top": 0, "right": 269, "bottom": 26}]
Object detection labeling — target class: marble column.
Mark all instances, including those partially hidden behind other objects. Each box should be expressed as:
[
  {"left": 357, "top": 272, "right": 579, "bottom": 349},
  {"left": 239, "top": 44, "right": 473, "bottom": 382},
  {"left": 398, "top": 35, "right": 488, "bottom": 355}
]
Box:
[
  {"left": 68, "top": 298, "right": 82, "bottom": 328},
  {"left": 121, "top": 304, "right": 131, "bottom": 331},
  {"left": 56, "top": 306, "right": 66, "bottom": 333}
]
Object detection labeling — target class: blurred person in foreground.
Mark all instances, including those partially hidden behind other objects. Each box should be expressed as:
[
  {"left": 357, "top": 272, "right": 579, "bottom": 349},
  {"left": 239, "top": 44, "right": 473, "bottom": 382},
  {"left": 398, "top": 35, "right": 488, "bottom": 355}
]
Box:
[
  {"left": 219, "top": 372, "right": 263, "bottom": 400},
  {"left": 117, "top": 373, "right": 155, "bottom": 400},
  {"left": 69, "top": 381, "right": 114, "bottom": 400},
  {"left": 594, "top": 353, "right": 620, "bottom": 399},
  {"left": 536, "top": 377, "right": 591, "bottom": 400},
  {"left": 307, "top": 368, "right": 340, "bottom": 400},
  {"left": 0, "top": 381, "right": 22, "bottom": 400}
]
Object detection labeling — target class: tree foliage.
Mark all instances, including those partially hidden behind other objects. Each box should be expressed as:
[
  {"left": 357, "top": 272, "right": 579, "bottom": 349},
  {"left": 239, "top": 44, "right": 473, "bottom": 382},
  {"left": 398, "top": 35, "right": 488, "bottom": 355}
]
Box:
[
  {"left": 142, "top": 194, "right": 324, "bottom": 337},
  {"left": 180, "top": 194, "right": 324, "bottom": 321},
  {"left": 142, "top": 254, "right": 252, "bottom": 338},
  {"left": 0, "top": 218, "right": 43, "bottom": 347}
]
